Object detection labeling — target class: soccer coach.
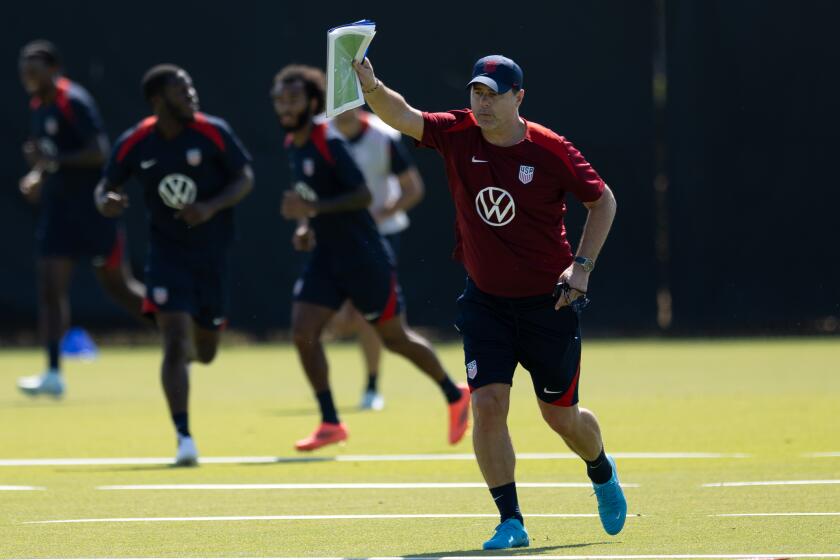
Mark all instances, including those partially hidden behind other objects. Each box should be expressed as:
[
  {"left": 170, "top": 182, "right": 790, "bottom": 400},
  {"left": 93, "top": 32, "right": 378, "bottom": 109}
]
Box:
[{"left": 353, "top": 55, "right": 624, "bottom": 549}]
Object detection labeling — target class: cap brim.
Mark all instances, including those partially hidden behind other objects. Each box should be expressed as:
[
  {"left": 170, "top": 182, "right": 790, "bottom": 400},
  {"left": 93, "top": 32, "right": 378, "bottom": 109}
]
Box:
[{"left": 467, "top": 75, "right": 512, "bottom": 94}]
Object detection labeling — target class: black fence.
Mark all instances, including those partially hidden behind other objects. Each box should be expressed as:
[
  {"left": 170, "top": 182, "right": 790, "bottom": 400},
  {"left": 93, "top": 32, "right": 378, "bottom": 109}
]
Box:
[{"left": 1, "top": 0, "right": 837, "bottom": 336}]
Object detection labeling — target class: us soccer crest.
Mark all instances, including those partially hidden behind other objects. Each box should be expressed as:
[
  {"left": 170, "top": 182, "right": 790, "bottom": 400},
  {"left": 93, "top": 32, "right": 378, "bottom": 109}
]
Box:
[
  {"left": 45, "top": 117, "right": 59, "bottom": 136},
  {"left": 152, "top": 287, "right": 168, "bottom": 305},
  {"left": 518, "top": 165, "right": 535, "bottom": 184},
  {"left": 186, "top": 148, "right": 202, "bottom": 166},
  {"left": 302, "top": 158, "right": 315, "bottom": 177}
]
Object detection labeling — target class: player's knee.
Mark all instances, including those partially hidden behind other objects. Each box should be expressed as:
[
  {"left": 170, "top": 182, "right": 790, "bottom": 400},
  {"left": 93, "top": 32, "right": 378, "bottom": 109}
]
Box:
[
  {"left": 194, "top": 342, "right": 217, "bottom": 364},
  {"left": 162, "top": 337, "right": 191, "bottom": 367},
  {"left": 292, "top": 324, "right": 320, "bottom": 350},
  {"left": 471, "top": 389, "right": 507, "bottom": 428},
  {"left": 542, "top": 407, "right": 577, "bottom": 437},
  {"left": 380, "top": 332, "right": 409, "bottom": 353}
]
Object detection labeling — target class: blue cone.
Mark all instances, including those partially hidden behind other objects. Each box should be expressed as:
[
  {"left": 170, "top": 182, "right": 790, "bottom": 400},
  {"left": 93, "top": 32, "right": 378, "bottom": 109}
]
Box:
[{"left": 60, "top": 327, "right": 98, "bottom": 360}]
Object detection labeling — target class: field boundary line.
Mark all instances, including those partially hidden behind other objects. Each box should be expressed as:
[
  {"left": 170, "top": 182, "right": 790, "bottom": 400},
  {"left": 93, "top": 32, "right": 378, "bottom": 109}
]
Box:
[
  {"left": 97, "top": 482, "right": 639, "bottom": 490},
  {"left": 23, "top": 513, "right": 602, "bottom": 524},
  {"left": 703, "top": 480, "right": 840, "bottom": 487},
  {"left": 0, "top": 451, "right": 749, "bottom": 467},
  {"left": 10, "top": 554, "right": 840, "bottom": 559}
]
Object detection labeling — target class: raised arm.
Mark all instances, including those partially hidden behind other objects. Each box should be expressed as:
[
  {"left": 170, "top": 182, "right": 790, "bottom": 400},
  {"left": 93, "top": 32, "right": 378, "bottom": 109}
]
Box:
[{"left": 353, "top": 58, "right": 424, "bottom": 142}]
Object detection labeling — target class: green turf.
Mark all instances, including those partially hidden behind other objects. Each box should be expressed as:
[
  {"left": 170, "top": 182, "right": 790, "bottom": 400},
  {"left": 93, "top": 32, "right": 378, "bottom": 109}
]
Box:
[{"left": 1, "top": 338, "right": 838, "bottom": 557}]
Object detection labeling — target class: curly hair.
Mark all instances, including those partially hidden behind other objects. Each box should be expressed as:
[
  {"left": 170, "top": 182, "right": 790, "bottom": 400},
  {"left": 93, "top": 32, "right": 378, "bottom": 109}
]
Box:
[{"left": 274, "top": 64, "right": 326, "bottom": 114}]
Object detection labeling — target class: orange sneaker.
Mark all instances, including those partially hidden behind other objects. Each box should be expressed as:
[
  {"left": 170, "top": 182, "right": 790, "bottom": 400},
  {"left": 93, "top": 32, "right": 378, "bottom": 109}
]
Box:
[
  {"left": 448, "top": 383, "right": 471, "bottom": 444},
  {"left": 294, "top": 422, "right": 349, "bottom": 451}
]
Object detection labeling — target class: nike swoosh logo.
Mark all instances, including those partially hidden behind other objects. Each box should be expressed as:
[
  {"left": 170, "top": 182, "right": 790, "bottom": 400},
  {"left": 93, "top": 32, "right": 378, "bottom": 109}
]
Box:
[
  {"left": 543, "top": 388, "right": 563, "bottom": 394},
  {"left": 493, "top": 494, "right": 504, "bottom": 501},
  {"left": 471, "top": 156, "right": 488, "bottom": 163},
  {"left": 140, "top": 159, "right": 157, "bottom": 169}
]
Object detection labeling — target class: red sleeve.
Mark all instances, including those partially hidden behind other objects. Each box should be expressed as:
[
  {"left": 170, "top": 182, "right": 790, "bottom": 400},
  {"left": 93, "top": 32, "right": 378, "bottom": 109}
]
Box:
[
  {"left": 529, "top": 122, "right": 605, "bottom": 202},
  {"left": 420, "top": 110, "right": 476, "bottom": 152},
  {"left": 560, "top": 139, "right": 605, "bottom": 203}
]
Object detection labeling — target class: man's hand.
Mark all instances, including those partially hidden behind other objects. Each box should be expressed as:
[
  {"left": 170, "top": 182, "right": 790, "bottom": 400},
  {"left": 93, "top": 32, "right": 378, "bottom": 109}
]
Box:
[
  {"left": 371, "top": 203, "right": 397, "bottom": 224},
  {"left": 554, "top": 262, "right": 590, "bottom": 310},
  {"left": 96, "top": 189, "right": 129, "bottom": 218},
  {"left": 352, "top": 58, "right": 378, "bottom": 91},
  {"left": 19, "top": 169, "right": 44, "bottom": 204},
  {"left": 176, "top": 202, "right": 216, "bottom": 227},
  {"left": 281, "top": 191, "right": 316, "bottom": 220},
  {"left": 292, "top": 223, "right": 316, "bottom": 252}
]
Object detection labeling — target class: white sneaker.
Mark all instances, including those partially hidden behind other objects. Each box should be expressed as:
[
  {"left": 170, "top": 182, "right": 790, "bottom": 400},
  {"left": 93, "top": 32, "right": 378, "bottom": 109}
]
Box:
[
  {"left": 360, "top": 389, "right": 385, "bottom": 411},
  {"left": 175, "top": 435, "right": 198, "bottom": 466},
  {"left": 18, "top": 370, "right": 64, "bottom": 398}
]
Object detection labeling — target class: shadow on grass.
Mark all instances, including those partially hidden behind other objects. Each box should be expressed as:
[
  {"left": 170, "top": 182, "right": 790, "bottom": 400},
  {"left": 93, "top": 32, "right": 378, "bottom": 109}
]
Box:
[
  {"left": 54, "top": 455, "right": 336, "bottom": 473},
  {"left": 402, "top": 541, "right": 615, "bottom": 557},
  {"left": 268, "top": 406, "right": 371, "bottom": 418}
]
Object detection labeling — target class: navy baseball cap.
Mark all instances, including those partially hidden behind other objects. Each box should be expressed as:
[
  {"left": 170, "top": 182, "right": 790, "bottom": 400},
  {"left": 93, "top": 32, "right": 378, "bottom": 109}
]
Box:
[{"left": 467, "top": 55, "right": 523, "bottom": 94}]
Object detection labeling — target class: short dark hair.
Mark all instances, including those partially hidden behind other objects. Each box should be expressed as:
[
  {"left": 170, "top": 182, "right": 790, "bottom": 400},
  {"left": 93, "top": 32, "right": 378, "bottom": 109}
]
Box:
[
  {"left": 142, "top": 64, "right": 183, "bottom": 101},
  {"left": 274, "top": 65, "right": 326, "bottom": 114},
  {"left": 20, "top": 40, "right": 61, "bottom": 67}
]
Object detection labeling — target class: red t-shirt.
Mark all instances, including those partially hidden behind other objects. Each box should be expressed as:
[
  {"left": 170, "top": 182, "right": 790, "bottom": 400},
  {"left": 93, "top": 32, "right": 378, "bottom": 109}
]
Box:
[{"left": 421, "top": 109, "right": 605, "bottom": 297}]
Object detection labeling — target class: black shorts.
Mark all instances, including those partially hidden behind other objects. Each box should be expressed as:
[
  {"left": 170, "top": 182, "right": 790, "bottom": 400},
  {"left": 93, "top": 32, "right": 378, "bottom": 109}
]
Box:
[
  {"left": 37, "top": 210, "right": 121, "bottom": 268},
  {"left": 141, "top": 243, "right": 229, "bottom": 330},
  {"left": 293, "top": 248, "right": 403, "bottom": 324},
  {"left": 454, "top": 277, "right": 582, "bottom": 406},
  {"left": 382, "top": 232, "right": 401, "bottom": 263}
]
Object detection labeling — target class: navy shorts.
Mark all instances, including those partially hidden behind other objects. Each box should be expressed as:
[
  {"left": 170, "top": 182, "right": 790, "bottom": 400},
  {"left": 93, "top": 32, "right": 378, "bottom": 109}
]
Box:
[
  {"left": 454, "top": 277, "right": 582, "bottom": 406},
  {"left": 293, "top": 248, "right": 403, "bottom": 324},
  {"left": 37, "top": 210, "right": 122, "bottom": 269},
  {"left": 382, "top": 232, "right": 401, "bottom": 263},
  {"left": 142, "top": 243, "right": 229, "bottom": 330}
]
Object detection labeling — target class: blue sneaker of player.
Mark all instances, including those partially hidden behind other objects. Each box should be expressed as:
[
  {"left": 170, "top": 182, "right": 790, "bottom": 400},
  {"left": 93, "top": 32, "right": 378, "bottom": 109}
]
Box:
[
  {"left": 593, "top": 454, "right": 627, "bottom": 535},
  {"left": 482, "top": 518, "right": 529, "bottom": 550}
]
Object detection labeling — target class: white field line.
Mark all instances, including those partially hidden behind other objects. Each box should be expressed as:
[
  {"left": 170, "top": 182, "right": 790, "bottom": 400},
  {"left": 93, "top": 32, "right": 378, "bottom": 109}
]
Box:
[
  {"left": 9, "top": 555, "right": 840, "bottom": 560},
  {"left": 23, "top": 513, "right": 599, "bottom": 524},
  {"left": 704, "top": 480, "right": 840, "bottom": 487},
  {"left": 713, "top": 512, "right": 840, "bottom": 517},
  {"left": 803, "top": 451, "right": 840, "bottom": 457},
  {"left": 97, "top": 482, "right": 639, "bottom": 490},
  {"left": 0, "top": 451, "right": 748, "bottom": 467},
  {"left": 0, "top": 485, "right": 44, "bottom": 491}
]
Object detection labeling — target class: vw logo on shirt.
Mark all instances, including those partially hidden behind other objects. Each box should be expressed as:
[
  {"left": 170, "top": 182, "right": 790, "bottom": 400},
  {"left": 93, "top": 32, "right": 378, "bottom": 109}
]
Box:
[
  {"left": 475, "top": 186, "right": 515, "bottom": 227},
  {"left": 158, "top": 173, "right": 197, "bottom": 210}
]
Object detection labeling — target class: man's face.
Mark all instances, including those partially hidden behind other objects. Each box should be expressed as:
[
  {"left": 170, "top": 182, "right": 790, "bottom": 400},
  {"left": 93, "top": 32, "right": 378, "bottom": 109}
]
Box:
[
  {"left": 19, "top": 58, "right": 55, "bottom": 96},
  {"left": 470, "top": 83, "right": 523, "bottom": 131},
  {"left": 159, "top": 70, "right": 199, "bottom": 122},
  {"left": 272, "top": 79, "right": 313, "bottom": 132}
]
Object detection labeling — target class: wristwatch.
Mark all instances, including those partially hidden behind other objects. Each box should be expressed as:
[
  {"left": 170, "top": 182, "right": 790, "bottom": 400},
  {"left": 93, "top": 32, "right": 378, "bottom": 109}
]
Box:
[{"left": 573, "top": 256, "right": 595, "bottom": 273}]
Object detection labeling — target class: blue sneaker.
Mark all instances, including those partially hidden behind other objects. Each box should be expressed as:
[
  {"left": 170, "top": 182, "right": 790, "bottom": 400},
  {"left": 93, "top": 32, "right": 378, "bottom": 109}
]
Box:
[
  {"left": 593, "top": 454, "right": 627, "bottom": 535},
  {"left": 482, "top": 518, "right": 529, "bottom": 550}
]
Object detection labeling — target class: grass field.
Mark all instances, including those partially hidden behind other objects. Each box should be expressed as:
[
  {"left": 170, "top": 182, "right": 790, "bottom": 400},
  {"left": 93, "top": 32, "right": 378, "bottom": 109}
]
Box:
[{"left": 1, "top": 338, "right": 838, "bottom": 559}]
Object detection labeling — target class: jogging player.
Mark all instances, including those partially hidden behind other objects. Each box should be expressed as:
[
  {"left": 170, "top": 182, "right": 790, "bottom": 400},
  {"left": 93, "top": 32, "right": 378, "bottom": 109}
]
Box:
[
  {"left": 17, "top": 40, "right": 146, "bottom": 398},
  {"left": 326, "top": 108, "right": 425, "bottom": 410},
  {"left": 95, "top": 64, "right": 254, "bottom": 465},
  {"left": 354, "top": 54, "right": 625, "bottom": 548},
  {"left": 272, "top": 65, "right": 469, "bottom": 451}
]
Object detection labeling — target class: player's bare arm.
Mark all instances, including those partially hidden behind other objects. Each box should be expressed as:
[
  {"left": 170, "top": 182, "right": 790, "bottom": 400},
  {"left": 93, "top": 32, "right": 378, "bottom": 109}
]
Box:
[
  {"left": 177, "top": 164, "right": 254, "bottom": 227},
  {"left": 94, "top": 178, "right": 129, "bottom": 218},
  {"left": 555, "top": 184, "right": 617, "bottom": 310},
  {"left": 281, "top": 183, "right": 372, "bottom": 220},
  {"left": 352, "top": 58, "right": 424, "bottom": 141}
]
